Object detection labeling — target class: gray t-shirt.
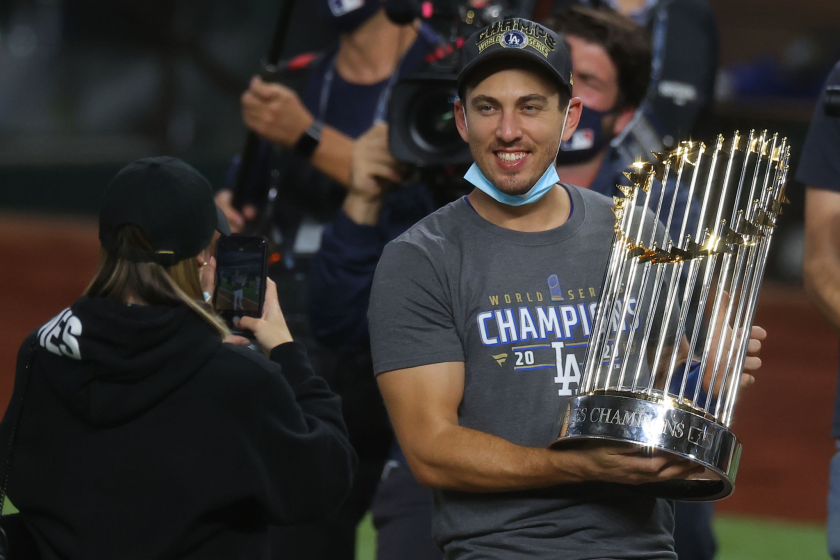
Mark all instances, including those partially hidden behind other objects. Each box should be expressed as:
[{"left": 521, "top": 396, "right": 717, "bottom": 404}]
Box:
[{"left": 369, "top": 185, "right": 675, "bottom": 560}]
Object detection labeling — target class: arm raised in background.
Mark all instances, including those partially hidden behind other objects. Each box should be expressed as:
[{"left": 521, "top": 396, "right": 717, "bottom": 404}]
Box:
[
  {"left": 242, "top": 77, "right": 354, "bottom": 187},
  {"left": 307, "top": 123, "right": 406, "bottom": 349},
  {"left": 804, "top": 187, "right": 840, "bottom": 330}
]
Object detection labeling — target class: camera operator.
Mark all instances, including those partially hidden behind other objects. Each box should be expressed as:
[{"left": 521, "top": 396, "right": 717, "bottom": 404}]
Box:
[
  {"left": 0, "top": 157, "right": 356, "bottom": 560},
  {"left": 798, "top": 60, "right": 840, "bottom": 560},
  {"left": 548, "top": 0, "right": 718, "bottom": 149},
  {"left": 214, "top": 2, "right": 443, "bottom": 558}
]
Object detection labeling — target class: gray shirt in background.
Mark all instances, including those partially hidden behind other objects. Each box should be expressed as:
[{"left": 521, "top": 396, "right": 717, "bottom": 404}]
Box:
[{"left": 369, "top": 184, "right": 676, "bottom": 560}]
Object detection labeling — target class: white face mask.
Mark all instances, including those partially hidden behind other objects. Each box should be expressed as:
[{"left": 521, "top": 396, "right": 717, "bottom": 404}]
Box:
[{"left": 462, "top": 100, "right": 572, "bottom": 207}]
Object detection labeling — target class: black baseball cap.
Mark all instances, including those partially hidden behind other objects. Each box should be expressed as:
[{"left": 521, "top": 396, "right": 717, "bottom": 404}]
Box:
[
  {"left": 99, "top": 156, "right": 231, "bottom": 265},
  {"left": 458, "top": 18, "right": 573, "bottom": 99}
]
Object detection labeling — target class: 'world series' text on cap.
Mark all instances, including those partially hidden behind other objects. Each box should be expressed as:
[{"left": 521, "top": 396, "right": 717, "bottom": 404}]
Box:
[
  {"left": 477, "top": 19, "right": 556, "bottom": 58},
  {"left": 458, "top": 18, "right": 574, "bottom": 99}
]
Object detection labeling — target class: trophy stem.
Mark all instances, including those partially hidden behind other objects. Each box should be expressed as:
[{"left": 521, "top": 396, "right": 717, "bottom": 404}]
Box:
[
  {"left": 714, "top": 134, "right": 781, "bottom": 418},
  {"left": 659, "top": 139, "right": 724, "bottom": 395},
  {"left": 720, "top": 141, "right": 790, "bottom": 424},
  {"left": 727, "top": 130, "right": 756, "bottom": 226},
  {"left": 676, "top": 134, "right": 742, "bottom": 403},
  {"left": 582, "top": 228, "right": 624, "bottom": 390},
  {"left": 605, "top": 178, "right": 656, "bottom": 385},
  {"left": 586, "top": 188, "right": 642, "bottom": 390},
  {"left": 621, "top": 261, "right": 653, "bottom": 389},
  {"left": 680, "top": 255, "right": 717, "bottom": 402},
  {"left": 617, "top": 164, "right": 677, "bottom": 391}
]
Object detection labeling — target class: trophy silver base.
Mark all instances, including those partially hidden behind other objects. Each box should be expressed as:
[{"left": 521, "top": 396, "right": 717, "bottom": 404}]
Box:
[{"left": 551, "top": 393, "right": 741, "bottom": 501}]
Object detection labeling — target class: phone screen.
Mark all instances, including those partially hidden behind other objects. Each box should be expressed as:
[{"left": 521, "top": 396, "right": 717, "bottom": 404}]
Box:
[{"left": 213, "top": 235, "right": 267, "bottom": 332}]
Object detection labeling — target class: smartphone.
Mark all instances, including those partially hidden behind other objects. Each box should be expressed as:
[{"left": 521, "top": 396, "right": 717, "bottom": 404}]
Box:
[{"left": 213, "top": 234, "right": 268, "bottom": 336}]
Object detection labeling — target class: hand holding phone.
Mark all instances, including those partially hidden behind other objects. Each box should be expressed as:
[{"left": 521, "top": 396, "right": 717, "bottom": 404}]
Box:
[{"left": 236, "top": 278, "right": 293, "bottom": 354}]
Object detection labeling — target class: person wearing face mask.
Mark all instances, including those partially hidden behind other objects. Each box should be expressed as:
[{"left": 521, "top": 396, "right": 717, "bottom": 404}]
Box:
[
  {"left": 367, "top": 18, "right": 766, "bottom": 559},
  {"left": 212, "top": 2, "right": 443, "bottom": 559},
  {"left": 546, "top": 0, "right": 718, "bottom": 151},
  {"left": 548, "top": 7, "right": 699, "bottom": 242}
]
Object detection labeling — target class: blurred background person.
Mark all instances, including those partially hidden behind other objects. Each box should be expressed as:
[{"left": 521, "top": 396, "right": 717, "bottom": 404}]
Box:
[
  {"left": 214, "top": 1, "right": 443, "bottom": 558},
  {"left": 541, "top": 0, "right": 718, "bottom": 151},
  {"left": 0, "top": 157, "right": 356, "bottom": 560},
  {"left": 546, "top": 6, "right": 699, "bottom": 240},
  {"left": 799, "top": 59, "right": 840, "bottom": 560}
]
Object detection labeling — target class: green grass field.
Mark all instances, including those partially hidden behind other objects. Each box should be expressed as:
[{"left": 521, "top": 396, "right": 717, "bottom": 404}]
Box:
[
  {"left": 6, "top": 499, "right": 828, "bottom": 558},
  {"left": 354, "top": 513, "right": 830, "bottom": 560}
]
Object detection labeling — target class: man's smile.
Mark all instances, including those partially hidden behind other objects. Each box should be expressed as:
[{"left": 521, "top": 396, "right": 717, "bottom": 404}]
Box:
[{"left": 494, "top": 150, "right": 531, "bottom": 170}]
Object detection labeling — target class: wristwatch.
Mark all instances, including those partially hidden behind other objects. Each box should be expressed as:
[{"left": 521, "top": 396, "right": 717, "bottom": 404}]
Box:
[{"left": 294, "top": 119, "right": 324, "bottom": 158}]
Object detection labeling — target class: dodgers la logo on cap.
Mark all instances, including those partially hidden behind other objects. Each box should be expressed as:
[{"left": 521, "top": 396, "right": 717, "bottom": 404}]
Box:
[{"left": 501, "top": 29, "right": 528, "bottom": 49}]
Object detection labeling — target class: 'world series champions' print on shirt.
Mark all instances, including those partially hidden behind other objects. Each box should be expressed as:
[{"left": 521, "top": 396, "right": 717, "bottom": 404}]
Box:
[{"left": 474, "top": 275, "right": 641, "bottom": 397}]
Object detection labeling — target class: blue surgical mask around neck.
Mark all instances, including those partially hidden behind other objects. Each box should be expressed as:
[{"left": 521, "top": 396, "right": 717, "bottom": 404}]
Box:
[{"left": 463, "top": 101, "right": 570, "bottom": 206}]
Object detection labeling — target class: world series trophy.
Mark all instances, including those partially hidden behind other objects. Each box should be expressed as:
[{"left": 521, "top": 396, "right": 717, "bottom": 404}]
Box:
[{"left": 552, "top": 130, "right": 791, "bottom": 501}]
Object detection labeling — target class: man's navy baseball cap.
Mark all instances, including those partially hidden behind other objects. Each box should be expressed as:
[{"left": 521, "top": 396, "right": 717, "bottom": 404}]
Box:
[
  {"left": 99, "top": 156, "right": 230, "bottom": 266},
  {"left": 458, "top": 18, "right": 573, "bottom": 99}
]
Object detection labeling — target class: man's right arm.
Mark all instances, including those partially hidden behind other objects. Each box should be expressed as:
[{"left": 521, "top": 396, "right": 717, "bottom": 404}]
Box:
[
  {"left": 804, "top": 187, "right": 840, "bottom": 329},
  {"left": 377, "top": 361, "right": 704, "bottom": 492}
]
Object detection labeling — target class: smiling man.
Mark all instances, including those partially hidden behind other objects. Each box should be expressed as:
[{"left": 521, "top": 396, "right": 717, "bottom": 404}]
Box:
[{"left": 368, "top": 18, "right": 763, "bottom": 560}]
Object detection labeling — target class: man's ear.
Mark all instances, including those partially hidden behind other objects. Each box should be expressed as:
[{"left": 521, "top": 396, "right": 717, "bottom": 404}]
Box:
[
  {"left": 454, "top": 98, "right": 469, "bottom": 142},
  {"left": 612, "top": 106, "right": 636, "bottom": 136},
  {"left": 562, "top": 97, "right": 584, "bottom": 142}
]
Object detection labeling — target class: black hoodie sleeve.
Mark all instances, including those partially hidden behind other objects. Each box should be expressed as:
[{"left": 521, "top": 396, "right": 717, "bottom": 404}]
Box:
[
  {"left": 0, "top": 333, "right": 37, "bottom": 461},
  {"left": 248, "top": 341, "right": 357, "bottom": 524}
]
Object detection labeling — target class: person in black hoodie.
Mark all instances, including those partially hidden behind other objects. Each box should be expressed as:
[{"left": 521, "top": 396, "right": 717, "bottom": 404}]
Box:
[{"left": 0, "top": 157, "right": 357, "bottom": 560}]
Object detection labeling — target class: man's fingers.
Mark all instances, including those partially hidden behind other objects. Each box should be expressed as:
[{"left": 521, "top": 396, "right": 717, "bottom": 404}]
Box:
[
  {"left": 367, "top": 162, "right": 404, "bottom": 184},
  {"left": 657, "top": 462, "right": 706, "bottom": 481},
  {"left": 714, "top": 291, "right": 731, "bottom": 330},
  {"left": 742, "top": 356, "right": 761, "bottom": 372},
  {"left": 601, "top": 441, "right": 647, "bottom": 456},
  {"left": 360, "top": 149, "right": 402, "bottom": 168},
  {"left": 750, "top": 325, "right": 767, "bottom": 341},
  {"left": 739, "top": 373, "right": 756, "bottom": 388},
  {"left": 746, "top": 337, "right": 762, "bottom": 355}
]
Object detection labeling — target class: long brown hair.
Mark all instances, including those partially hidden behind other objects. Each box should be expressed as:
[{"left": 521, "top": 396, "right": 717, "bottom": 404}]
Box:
[{"left": 85, "top": 225, "right": 228, "bottom": 337}]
